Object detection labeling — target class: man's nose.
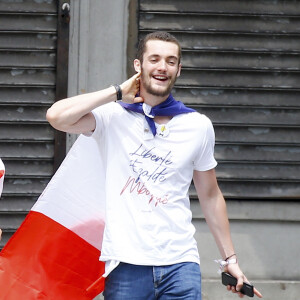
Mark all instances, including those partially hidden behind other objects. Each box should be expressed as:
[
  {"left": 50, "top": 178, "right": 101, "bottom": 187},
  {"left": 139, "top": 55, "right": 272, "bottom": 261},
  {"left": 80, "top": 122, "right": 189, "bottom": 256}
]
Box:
[{"left": 157, "top": 60, "right": 167, "bottom": 71}]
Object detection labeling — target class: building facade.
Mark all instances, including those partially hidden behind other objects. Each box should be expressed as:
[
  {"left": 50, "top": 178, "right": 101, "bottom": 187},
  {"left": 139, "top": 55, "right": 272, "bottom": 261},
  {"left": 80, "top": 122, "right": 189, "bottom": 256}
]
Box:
[{"left": 0, "top": 1, "right": 299, "bottom": 299}]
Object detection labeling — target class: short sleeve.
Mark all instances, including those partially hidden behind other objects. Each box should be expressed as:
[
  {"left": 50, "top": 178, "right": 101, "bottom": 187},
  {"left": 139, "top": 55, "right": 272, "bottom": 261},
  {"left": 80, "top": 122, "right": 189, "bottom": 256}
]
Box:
[
  {"left": 193, "top": 117, "right": 217, "bottom": 171},
  {"left": 88, "top": 102, "right": 120, "bottom": 140}
]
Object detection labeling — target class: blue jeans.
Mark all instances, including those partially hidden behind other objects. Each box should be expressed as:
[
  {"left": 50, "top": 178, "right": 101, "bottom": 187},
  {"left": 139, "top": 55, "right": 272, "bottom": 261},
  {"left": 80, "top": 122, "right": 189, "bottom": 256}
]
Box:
[{"left": 103, "top": 262, "right": 201, "bottom": 300}]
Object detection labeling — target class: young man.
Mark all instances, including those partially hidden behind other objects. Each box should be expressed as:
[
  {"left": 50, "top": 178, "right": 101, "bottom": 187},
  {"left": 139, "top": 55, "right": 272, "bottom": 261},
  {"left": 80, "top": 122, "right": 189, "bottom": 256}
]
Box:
[{"left": 47, "top": 31, "right": 262, "bottom": 299}]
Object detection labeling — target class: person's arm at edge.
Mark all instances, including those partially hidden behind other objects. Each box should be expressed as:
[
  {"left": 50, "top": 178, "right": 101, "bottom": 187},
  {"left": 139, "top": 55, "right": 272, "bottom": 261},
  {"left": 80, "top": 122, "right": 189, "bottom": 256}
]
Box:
[
  {"left": 46, "top": 72, "right": 142, "bottom": 134},
  {"left": 193, "top": 169, "right": 262, "bottom": 298}
]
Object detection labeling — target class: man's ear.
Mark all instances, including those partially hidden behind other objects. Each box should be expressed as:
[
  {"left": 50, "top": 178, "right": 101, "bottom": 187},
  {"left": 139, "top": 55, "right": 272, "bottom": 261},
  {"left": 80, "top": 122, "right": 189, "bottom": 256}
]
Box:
[
  {"left": 176, "top": 63, "right": 182, "bottom": 77},
  {"left": 134, "top": 59, "right": 141, "bottom": 73}
]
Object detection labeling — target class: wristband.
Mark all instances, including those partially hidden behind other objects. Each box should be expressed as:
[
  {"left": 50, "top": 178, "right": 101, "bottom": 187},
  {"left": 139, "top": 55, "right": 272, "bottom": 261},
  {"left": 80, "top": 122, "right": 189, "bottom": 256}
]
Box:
[
  {"left": 214, "top": 258, "right": 238, "bottom": 274},
  {"left": 225, "top": 253, "right": 236, "bottom": 261},
  {"left": 112, "top": 84, "right": 122, "bottom": 100}
]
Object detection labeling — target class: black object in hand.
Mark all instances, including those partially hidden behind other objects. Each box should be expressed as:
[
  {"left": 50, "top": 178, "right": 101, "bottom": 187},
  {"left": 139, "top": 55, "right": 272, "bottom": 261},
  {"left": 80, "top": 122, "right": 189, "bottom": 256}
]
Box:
[{"left": 222, "top": 272, "right": 254, "bottom": 297}]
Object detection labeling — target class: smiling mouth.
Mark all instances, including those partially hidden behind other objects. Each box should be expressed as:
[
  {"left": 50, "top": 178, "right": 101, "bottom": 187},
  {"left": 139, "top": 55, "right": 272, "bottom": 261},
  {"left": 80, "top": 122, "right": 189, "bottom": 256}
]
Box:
[{"left": 152, "top": 75, "right": 168, "bottom": 82}]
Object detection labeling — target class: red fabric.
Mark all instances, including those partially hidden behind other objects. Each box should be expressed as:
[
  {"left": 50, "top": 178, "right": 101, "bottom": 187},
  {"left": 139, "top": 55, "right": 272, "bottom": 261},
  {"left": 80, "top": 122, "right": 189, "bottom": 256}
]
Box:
[
  {"left": 0, "top": 211, "right": 105, "bottom": 300},
  {"left": 0, "top": 170, "right": 4, "bottom": 178}
]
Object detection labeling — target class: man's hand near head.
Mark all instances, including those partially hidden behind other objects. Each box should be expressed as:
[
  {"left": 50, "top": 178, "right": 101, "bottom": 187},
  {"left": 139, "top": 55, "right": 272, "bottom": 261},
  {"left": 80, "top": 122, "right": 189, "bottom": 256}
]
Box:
[{"left": 120, "top": 72, "right": 143, "bottom": 103}]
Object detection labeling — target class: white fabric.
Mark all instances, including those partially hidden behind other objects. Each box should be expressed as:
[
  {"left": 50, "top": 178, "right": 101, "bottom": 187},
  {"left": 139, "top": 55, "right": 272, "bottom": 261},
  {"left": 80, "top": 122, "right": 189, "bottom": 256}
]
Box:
[
  {"left": 0, "top": 158, "right": 5, "bottom": 197},
  {"left": 91, "top": 102, "right": 217, "bottom": 270},
  {"left": 142, "top": 103, "right": 154, "bottom": 118},
  {"left": 32, "top": 135, "right": 106, "bottom": 250},
  {"left": 215, "top": 258, "right": 238, "bottom": 274}
]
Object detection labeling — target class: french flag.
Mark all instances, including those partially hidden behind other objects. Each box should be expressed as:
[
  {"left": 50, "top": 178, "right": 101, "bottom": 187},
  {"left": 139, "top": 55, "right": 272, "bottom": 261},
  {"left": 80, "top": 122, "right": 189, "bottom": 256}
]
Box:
[{"left": 0, "top": 136, "right": 106, "bottom": 299}]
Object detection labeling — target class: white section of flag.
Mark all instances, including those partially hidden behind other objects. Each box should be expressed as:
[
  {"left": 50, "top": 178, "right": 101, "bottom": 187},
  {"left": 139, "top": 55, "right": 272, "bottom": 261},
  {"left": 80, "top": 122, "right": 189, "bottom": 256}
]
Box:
[{"left": 32, "top": 135, "right": 106, "bottom": 250}]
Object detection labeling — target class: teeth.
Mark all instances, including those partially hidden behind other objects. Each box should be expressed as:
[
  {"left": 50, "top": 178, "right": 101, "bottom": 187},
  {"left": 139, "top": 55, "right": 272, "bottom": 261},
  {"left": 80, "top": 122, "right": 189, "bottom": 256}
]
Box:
[{"left": 154, "top": 76, "right": 167, "bottom": 80}]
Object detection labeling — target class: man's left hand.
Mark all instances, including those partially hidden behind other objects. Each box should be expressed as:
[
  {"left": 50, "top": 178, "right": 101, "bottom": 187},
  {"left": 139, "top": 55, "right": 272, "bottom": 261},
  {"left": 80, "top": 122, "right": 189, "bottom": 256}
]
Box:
[{"left": 226, "top": 263, "right": 263, "bottom": 298}]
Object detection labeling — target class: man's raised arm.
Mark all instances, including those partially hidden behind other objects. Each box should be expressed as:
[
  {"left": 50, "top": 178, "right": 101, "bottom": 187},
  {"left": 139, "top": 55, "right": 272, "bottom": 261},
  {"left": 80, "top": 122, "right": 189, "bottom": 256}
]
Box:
[{"left": 46, "top": 72, "right": 142, "bottom": 134}]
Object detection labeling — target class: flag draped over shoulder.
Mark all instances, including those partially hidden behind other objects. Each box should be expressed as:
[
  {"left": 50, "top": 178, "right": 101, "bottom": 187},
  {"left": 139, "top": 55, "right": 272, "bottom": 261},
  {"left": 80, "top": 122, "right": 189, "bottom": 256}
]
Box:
[{"left": 0, "top": 135, "right": 106, "bottom": 300}]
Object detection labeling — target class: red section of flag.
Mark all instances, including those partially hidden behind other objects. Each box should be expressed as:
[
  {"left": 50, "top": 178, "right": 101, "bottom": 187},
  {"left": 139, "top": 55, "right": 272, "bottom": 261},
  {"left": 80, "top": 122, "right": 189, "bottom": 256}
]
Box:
[
  {"left": 0, "top": 170, "right": 4, "bottom": 178},
  {"left": 0, "top": 211, "right": 105, "bottom": 300}
]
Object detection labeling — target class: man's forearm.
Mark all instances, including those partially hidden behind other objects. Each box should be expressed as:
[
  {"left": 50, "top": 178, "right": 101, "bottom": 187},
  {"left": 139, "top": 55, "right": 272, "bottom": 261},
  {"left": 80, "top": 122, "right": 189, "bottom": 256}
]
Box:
[
  {"left": 46, "top": 86, "right": 117, "bottom": 133},
  {"left": 201, "top": 189, "right": 236, "bottom": 259},
  {"left": 46, "top": 72, "right": 141, "bottom": 134}
]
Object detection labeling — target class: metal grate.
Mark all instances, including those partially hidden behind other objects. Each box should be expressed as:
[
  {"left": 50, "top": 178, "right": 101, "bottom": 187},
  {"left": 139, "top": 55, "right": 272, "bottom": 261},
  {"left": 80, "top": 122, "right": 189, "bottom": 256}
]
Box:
[
  {"left": 0, "top": 0, "right": 69, "bottom": 249},
  {"left": 138, "top": 0, "right": 300, "bottom": 200}
]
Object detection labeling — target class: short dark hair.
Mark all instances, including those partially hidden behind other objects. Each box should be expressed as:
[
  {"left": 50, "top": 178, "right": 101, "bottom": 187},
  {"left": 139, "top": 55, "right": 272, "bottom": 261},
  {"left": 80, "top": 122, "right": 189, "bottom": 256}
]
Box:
[{"left": 136, "top": 31, "right": 182, "bottom": 64}]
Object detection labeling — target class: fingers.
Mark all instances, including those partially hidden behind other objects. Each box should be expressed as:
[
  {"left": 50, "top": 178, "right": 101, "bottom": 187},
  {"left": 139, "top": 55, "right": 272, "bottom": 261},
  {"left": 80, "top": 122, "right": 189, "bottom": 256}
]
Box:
[
  {"left": 236, "top": 275, "right": 244, "bottom": 293},
  {"left": 120, "top": 72, "right": 142, "bottom": 103},
  {"left": 227, "top": 285, "right": 244, "bottom": 297},
  {"left": 227, "top": 280, "right": 263, "bottom": 298},
  {"left": 254, "top": 287, "right": 263, "bottom": 298},
  {"left": 132, "top": 72, "right": 141, "bottom": 93},
  {"left": 133, "top": 96, "right": 143, "bottom": 103},
  {"left": 133, "top": 71, "right": 141, "bottom": 81},
  {"left": 133, "top": 72, "right": 141, "bottom": 93},
  {"left": 225, "top": 265, "right": 263, "bottom": 298}
]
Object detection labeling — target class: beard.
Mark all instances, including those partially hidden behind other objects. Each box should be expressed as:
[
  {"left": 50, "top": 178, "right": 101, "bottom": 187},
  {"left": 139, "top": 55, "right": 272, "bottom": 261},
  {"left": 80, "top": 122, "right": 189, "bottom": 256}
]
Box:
[{"left": 140, "top": 68, "right": 178, "bottom": 98}]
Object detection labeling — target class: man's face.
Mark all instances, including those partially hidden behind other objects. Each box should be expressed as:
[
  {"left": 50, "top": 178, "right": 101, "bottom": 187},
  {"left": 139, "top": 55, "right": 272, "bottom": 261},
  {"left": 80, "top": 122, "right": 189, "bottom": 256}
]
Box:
[{"left": 136, "top": 40, "right": 181, "bottom": 98}]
